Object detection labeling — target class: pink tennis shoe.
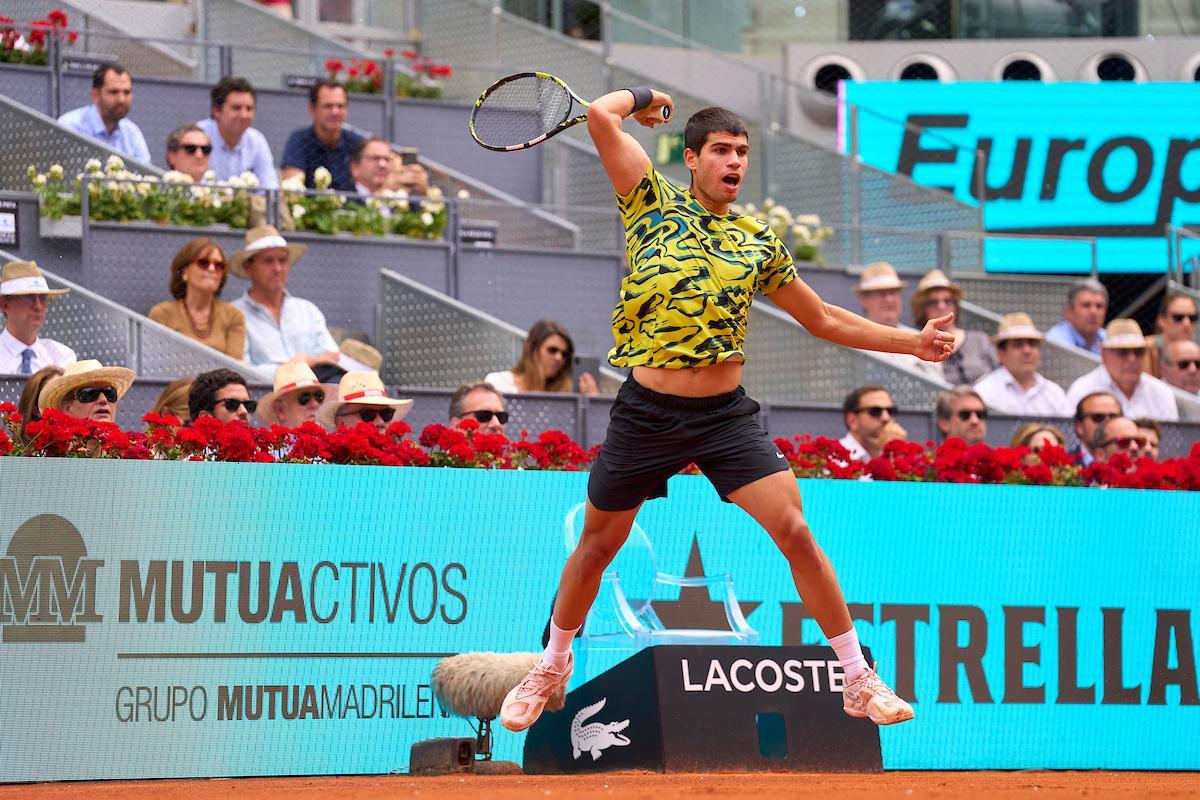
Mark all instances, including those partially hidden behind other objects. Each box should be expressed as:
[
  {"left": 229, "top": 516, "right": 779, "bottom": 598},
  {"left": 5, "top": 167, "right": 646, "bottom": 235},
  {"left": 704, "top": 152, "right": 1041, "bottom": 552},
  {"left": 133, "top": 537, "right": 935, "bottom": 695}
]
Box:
[
  {"left": 842, "top": 663, "right": 914, "bottom": 726},
  {"left": 499, "top": 651, "right": 574, "bottom": 732}
]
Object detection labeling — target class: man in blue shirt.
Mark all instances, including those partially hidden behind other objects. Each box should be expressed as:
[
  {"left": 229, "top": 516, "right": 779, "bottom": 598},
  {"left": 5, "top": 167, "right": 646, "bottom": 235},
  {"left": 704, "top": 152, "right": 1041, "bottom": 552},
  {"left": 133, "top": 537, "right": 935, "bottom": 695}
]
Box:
[
  {"left": 196, "top": 76, "right": 279, "bottom": 189},
  {"left": 1045, "top": 278, "right": 1108, "bottom": 355},
  {"left": 280, "top": 79, "right": 363, "bottom": 191},
  {"left": 57, "top": 64, "right": 151, "bottom": 165}
]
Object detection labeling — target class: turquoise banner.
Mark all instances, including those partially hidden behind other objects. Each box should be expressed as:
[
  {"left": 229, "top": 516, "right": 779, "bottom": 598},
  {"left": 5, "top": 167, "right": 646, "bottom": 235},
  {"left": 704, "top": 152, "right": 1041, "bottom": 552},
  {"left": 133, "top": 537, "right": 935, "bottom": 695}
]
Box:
[
  {"left": 841, "top": 82, "right": 1200, "bottom": 273},
  {"left": 0, "top": 460, "right": 1197, "bottom": 779}
]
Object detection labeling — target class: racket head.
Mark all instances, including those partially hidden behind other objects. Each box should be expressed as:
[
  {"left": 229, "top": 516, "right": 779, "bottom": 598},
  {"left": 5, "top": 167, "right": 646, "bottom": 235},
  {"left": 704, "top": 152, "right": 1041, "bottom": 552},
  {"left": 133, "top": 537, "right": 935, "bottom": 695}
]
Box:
[{"left": 470, "top": 71, "right": 588, "bottom": 152}]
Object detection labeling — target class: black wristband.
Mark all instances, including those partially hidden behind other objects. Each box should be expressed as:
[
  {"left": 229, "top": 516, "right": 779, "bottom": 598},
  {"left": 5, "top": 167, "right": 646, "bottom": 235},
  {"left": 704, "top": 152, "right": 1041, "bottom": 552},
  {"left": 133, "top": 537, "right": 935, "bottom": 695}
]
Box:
[{"left": 626, "top": 86, "right": 653, "bottom": 113}]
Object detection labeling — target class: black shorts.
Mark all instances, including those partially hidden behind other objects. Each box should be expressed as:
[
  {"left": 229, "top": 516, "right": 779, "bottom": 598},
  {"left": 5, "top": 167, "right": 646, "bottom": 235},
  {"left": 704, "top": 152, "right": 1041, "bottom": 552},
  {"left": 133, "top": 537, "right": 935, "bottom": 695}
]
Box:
[{"left": 587, "top": 377, "right": 792, "bottom": 512}]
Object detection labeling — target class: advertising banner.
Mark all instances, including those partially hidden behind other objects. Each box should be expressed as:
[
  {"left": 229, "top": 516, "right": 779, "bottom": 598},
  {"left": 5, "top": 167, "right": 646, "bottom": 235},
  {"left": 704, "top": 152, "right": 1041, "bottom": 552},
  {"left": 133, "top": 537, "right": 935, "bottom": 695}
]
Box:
[
  {"left": 0, "top": 459, "right": 1197, "bottom": 780},
  {"left": 841, "top": 82, "right": 1200, "bottom": 273}
]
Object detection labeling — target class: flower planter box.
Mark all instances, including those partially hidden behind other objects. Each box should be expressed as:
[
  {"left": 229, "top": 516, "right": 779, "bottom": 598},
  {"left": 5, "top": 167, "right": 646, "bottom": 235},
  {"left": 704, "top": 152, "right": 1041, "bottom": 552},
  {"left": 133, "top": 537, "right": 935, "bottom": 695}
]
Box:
[{"left": 38, "top": 214, "right": 82, "bottom": 239}]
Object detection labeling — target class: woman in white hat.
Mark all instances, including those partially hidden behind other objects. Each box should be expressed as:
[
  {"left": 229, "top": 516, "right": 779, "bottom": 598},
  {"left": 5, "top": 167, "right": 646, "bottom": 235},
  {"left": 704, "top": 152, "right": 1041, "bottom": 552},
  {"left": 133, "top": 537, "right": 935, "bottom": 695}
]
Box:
[
  {"left": 910, "top": 269, "right": 997, "bottom": 385},
  {"left": 317, "top": 371, "right": 413, "bottom": 433},
  {"left": 38, "top": 359, "right": 136, "bottom": 424}
]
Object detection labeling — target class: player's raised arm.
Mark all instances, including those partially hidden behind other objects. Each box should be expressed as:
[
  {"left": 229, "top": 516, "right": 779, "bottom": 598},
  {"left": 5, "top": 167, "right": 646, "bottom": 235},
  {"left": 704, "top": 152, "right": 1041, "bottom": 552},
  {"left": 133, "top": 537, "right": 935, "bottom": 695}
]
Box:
[
  {"left": 768, "top": 278, "right": 956, "bottom": 362},
  {"left": 586, "top": 89, "right": 674, "bottom": 196}
]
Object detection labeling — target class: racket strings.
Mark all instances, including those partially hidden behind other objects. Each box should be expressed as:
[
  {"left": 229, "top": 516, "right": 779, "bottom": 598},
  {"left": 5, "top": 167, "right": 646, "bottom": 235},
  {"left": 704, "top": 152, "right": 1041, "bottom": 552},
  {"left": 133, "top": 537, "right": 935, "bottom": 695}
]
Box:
[{"left": 473, "top": 76, "right": 574, "bottom": 148}]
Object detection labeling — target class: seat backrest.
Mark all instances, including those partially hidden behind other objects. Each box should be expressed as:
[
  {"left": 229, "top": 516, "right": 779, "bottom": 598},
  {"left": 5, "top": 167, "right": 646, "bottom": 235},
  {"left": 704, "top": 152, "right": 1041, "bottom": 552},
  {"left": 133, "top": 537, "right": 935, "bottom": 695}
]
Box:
[{"left": 562, "top": 502, "right": 657, "bottom": 618}]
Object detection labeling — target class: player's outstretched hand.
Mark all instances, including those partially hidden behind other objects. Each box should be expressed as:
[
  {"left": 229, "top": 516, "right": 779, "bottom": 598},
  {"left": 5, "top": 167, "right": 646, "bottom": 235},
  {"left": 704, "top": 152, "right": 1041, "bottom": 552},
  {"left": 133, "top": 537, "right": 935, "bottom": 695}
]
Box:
[
  {"left": 632, "top": 90, "right": 674, "bottom": 128},
  {"left": 916, "top": 311, "right": 957, "bottom": 362}
]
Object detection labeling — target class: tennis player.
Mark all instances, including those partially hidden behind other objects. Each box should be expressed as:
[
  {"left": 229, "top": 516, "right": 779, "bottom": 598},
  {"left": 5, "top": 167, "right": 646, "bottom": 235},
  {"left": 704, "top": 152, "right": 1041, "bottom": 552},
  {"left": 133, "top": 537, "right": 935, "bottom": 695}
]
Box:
[{"left": 501, "top": 88, "right": 953, "bottom": 731}]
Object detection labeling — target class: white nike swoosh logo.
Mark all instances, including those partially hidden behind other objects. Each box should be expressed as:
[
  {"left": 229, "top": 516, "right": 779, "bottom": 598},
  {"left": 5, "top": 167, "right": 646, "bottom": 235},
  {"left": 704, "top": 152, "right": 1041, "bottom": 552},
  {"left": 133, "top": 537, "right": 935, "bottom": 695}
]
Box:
[{"left": 775, "top": 452, "right": 785, "bottom": 459}]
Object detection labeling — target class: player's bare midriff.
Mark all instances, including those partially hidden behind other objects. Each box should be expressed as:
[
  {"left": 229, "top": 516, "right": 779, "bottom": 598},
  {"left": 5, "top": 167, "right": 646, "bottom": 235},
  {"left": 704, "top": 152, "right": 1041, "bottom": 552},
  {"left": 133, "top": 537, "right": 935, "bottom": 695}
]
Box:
[{"left": 632, "top": 359, "right": 744, "bottom": 397}]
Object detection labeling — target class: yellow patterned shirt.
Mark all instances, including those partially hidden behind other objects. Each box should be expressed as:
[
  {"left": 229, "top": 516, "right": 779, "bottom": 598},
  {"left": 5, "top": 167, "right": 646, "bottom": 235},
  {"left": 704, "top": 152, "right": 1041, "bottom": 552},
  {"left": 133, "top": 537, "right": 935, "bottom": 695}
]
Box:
[{"left": 608, "top": 166, "right": 797, "bottom": 368}]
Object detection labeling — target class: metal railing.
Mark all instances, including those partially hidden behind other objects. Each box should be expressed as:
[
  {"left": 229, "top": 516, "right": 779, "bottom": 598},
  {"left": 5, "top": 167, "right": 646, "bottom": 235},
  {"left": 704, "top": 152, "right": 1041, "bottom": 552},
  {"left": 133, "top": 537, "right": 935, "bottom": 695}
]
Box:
[{"left": 1166, "top": 224, "right": 1200, "bottom": 292}]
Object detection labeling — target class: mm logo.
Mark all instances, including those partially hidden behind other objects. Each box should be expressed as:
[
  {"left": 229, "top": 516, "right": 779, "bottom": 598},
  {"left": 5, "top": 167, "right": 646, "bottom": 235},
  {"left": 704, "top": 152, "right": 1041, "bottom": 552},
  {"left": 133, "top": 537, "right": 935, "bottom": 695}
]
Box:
[{"left": 1, "top": 514, "right": 103, "bottom": 642}]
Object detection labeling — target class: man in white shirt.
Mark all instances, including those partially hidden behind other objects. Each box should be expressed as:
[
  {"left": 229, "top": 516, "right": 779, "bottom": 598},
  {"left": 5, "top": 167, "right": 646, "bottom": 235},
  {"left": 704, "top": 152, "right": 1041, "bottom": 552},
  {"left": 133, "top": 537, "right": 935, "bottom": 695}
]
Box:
[
  {"left": 838, "top": 384, "right": 903, "bottom": 462},
  {"left": 227, "top": 226, "right": 341, "bottom": 383},
  {"left": 973, "top": 312, "right": 1071, "bottom": 417},
  {"left": 854, "top": 262, "right": 944, "bottom": 382},
  {"left": 57, "top": 64, "right": 151, "bottom": 165},
  {"left": 0, "top": 261, "right": 76, "bottom": 375},
  {"left": 196, "top": 77, "right": 279, "bottom": 190},
  {"left": 1066, "top": 319, "right": 1179, "bottom": 421}
]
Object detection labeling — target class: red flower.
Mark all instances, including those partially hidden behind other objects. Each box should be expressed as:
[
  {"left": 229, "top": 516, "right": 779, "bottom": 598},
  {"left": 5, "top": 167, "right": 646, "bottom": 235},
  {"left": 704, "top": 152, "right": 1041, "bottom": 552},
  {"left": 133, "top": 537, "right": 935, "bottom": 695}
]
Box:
[
  {"left": 362, "top": 60, "right": 379, "bottom": 76},
  {"left": 429, "top": 64, "right": 453, "bottom": 78},
  {"left": 65, "top": 30, "right": 78, "bottom": 44},
  {"left": 26, "top": 28, "right": 46, "bottom": 46},
  {"left": 47, "top": 9, "right": 69, "bottom": 27},
  {"left": 382, "top": 48, "right": 395, "bottom": 58},
  {"left": 325, "top": 58, "right": 344, "bottom": 74},
  {"left": 401, "top": 49, "right": 418, "bottom": 60},
  {"left": 348, "top": 67, "right": 360, "bottom": 78},
  {"left": 0, "top": 15, "right": 15, "bottom": 26}
]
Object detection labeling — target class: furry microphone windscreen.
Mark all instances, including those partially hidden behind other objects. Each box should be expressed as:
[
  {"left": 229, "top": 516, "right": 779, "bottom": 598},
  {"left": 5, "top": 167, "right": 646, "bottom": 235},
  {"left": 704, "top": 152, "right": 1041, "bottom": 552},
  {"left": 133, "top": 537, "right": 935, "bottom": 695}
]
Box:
[{"left": 432, "top": 652, "right": 568, "bottom": 719}]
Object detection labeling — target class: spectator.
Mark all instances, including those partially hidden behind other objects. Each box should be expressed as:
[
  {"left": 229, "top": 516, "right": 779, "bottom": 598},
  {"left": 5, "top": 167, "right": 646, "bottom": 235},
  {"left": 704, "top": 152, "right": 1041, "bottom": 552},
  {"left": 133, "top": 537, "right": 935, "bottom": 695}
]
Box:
[
  {"left": 197, "top": 77, "right": 279, "bottom": 190},
  {"left": 1070, "top": 391, "right": 1121, "bottom": 467},
  {"left": 839, "top": 384, "right": 904, "bottom": 462},
  {"left": 280, "top": 80, "right": 363, "bottom": 191},
  {"left": 164, "top": 125, "right": 212, "bottom": 183},
  {"left": 386, "top": 151, "right": 431, "bottom": 194},
  {"left": 227, "top": 226, "right": 341, "bottom": 382},
  {"left": 936, "top": 386, "right": 988, "bottom": 445},
  {"left": 0, "top": 260, "right": 76, "bottom": 375},
  {"left": 485, "top": 320, "right": 599, "bottom": 395},
  {"left": 973, "top": 312, "right": 1071, "bottom": 417},
  {"left": 150, "top": 377, "right": 193, "bottom": 424},
  {"left": 189, "top": 368, "right": 255, "bottom": 424},
  {"left": 38, "top": 359, "right": 134, "bottom": 423},
  {"left": 1132, "top": 416, "right": 1162, "bottom": 461},
  {"left": 57, "top": 64, "right": 150, "bottom": 164},
  {"left": 449, "top": 381, "right": 508, "bottom": 436},
  {"left": 148, "top": 239, "right": 245, "bottom": 359},
  {"left": 854, "top": 262, "right": 943, "bottom": 381},
  {"left": 1090, "top": 415, "right": 1143, "bottom": 464},
  {"left": 16, "top": 366, "right": 62, "bottom": 442},
  {"left": 317, "top": 370, "right": 412, "bottom": 432},
  {"left": 1010, "top": 422, "right": 1067, "bottom": 466},
  {"left": 1144, "top": 292, "right": 1198, "bottom": 378},
  {"left": 1065, "top": 319, "right": 1178, "bottom": 421},
  {"left": 256, "top": 360, "right": 336, "bottom": 428},
  {"left": 1045, "top": 278, "right": 1108, "bottom": 354},
  {"left": 351, "top": 137, "right": 429, "bottom": 200},
  {"left": 1161, "top": 339, "right": 1200, "bottom": 395},
  {"left": 910, "top": 269, "right": 997, "bottom": 385}
]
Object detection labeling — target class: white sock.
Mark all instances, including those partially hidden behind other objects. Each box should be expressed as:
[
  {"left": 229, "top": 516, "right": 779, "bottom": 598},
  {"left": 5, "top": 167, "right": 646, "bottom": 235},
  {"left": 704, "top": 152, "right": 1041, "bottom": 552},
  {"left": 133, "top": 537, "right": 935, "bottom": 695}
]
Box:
[
  {"left": 540, "top": 620, "right": 579, "bottom": 671},
  {"left": 828, "top": 627, "right": 869, "bottom": 682}
]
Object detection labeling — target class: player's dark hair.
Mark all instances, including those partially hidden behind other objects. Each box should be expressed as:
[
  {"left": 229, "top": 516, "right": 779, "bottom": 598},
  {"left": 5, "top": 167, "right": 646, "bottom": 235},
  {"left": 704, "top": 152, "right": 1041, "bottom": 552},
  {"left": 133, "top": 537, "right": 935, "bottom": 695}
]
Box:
[{"left": 684, "top": 107, "right": 748, "bottom": 155}]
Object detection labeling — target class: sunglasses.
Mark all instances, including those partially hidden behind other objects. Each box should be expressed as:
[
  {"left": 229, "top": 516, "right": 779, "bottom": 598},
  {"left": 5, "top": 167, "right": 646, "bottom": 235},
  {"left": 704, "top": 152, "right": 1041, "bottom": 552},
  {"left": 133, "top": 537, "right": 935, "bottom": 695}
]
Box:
[
  {"left": 1170, "top": 359, "right": 1200, "bottom": 370},
  {"left": 75, "top": 386, "right": 117, "bottom": 404},
  {"left": 178, "top": 143, "right": 213, "bottom": 156},
  {"left": 545, "top": 346, "right": 571, "bottom": 357},
  {"left": 955, "top": 408, "right": 987, "bottom": 421},
  {"left": 1111, "top": 348, "right": 1145, "bottom": 358},
  {"left": 193, "top": 257, "right": 226, "bottom": 272},
  {"left": 855, "top": 405, "right": 897, "bottom": 418},
  {"left": 215, "top": 398, "right": 257, "bottom": 414},
  {"left": 336, "top": 406, "right": 396, "bottom": 423},
  {"left": 1001, "top": 338, "right": 1040, "bottom": 350},
  {"left": 1079, "top": 412, "right": 1119, "bottom": 425},
  {"left": 467, "top": 409, "right": 509, "bottom": 424},
  {"left": 1102, "top": 436, "right": 1147, "bottom": 450},
  {"left": 1169, "top": 313, "right": 1199, "bottom": 323},
  {"left": 296, "top": 390, "right": 326, "bottom": 406}
]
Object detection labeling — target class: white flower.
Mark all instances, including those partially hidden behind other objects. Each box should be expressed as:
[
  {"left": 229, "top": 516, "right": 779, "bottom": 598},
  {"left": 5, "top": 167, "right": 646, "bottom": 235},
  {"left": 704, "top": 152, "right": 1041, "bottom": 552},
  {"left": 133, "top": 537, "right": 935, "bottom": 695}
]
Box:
[
  {"left": 162, "top": 170, "right": 193, "bottom": 185},
  {"left": 84, "top": 158, "right": 102, "bottom": 174},
  {"left": 762, "top": 198, "right": 775, "bottom": 210},
  {"left": 48, "top": 164, "right": 64, "bottom": 181},
  {"left": 794, "top": 214, "right": 821, "bottom": 226},
  {"left": 313, "top": 166, "right": 333, "bottom": 190},
  {"left": 105, "top": 155, "right": 125, "bottom": 174},
  {"left": 27, "top": 164, "right": 36, "bottom": 179},
  {"left": 239, "top": 171, "right": 259, "bottom": 189},
  {"left": 424, "top": 201, "right": 445, "bottom": 214},
  {"left": 136, "top": 182, "right": 152, "bottom": 194},
  {"left": 104, "top": 180, "right": 121, "bottom": 192},
  {"left": 426, "top": 185, "right": 444, "bottom": 201},
  {"left": 280, "top": 175, "right": 306, "bottom": 192},
  {"left": 32, "top": 173, "right": 47, "bottom": 186},
  {"left": 743, "top": 203, "right": 757, "bottom": 215},
  {"left": 382, "top": 188, "right": 409, "bottom": 203},
  {"left": 212, "top": 197, "right": 223, "bottom": 208},
  {"left": 792, "top": 224, "right": 813, "bottom": 242},
  {"left": 420, "top": 211, "right": 434, "bottom": 226},
  {"left": 456, "top": 189, "right": 471, "bottom": 200},
  {"left": 291, "top": 204, "right": 306, "bottom": 219},
  {"left": 203, "top": 169, "right": 216, "bottom": 184}
]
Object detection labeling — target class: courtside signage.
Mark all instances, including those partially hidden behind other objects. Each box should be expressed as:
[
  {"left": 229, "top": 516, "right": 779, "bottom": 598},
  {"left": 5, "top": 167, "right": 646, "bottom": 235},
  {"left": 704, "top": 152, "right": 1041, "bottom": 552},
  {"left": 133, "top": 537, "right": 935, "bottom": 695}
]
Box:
[
  {"left": 841, "top": 82, "right": 1200, "bottom": 273},
  {"left": 0, "top": 460, "right": 1196, "bottom": 779}
]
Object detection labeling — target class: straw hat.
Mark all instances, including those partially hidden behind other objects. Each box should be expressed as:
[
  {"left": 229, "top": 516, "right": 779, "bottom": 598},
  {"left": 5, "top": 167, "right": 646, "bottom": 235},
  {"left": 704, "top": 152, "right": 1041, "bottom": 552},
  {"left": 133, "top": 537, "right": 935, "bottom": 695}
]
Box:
[
  {"left": 991, "top": 312, "right": 1044, "bottom": 344},
  {"left": 38, "top": 359, "right": 135, "bottom": 412},
  {"left": 317, "top": 370, "right": 413, "bottom": 429},
  {"left": 853, "top": 262, "right": 906, "bottom": 294},
  {"left": 256, "top": 360, "right": 338, "bottom": 426},
  {"left": 1101, "top": 318, "right": 1147, "bottom": 349},
  {"left": 1, "top": 260, "right": 69, "bottom": 297},
  {"left": 227, "top": 225, "right": 308, "bottom": 280},
  {"left": 912, "top": 269, "right": 963, "bottom": 302},
  {"left": 338, "top": 339, "right": 383, "bottom": 372}
]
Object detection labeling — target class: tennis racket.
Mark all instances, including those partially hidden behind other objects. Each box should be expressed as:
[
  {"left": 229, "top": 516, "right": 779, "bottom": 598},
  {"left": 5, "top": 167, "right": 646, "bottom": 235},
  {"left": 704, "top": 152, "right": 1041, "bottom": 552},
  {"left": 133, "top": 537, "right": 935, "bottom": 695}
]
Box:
[{"left": 469, "top": 71, "right": 670, "bottom": 152}]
